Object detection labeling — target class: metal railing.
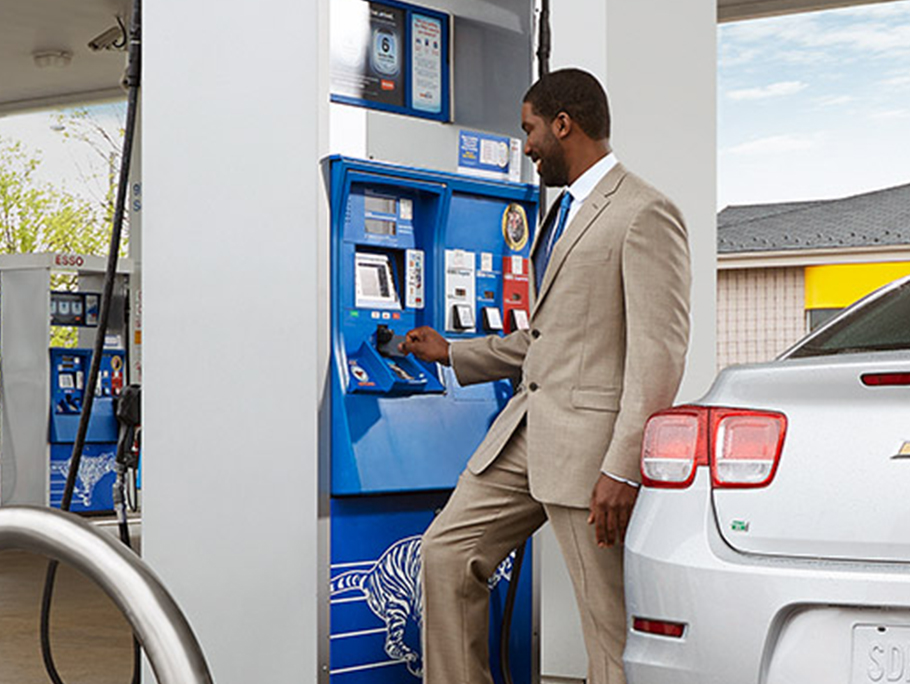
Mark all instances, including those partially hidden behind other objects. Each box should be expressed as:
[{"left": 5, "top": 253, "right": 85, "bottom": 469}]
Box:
[{"left": 0, "top": 506, "right": 213, "bottom": 684}]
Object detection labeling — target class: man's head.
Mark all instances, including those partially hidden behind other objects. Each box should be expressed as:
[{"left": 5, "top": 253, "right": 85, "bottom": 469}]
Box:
[{"left": 521, "top": 69, "right": 611, "bottom": 187}]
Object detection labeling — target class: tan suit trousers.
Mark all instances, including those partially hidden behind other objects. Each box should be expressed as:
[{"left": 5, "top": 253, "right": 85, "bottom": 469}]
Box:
[{"left": 421, "top": 423, "right": 627, "bottom": 684}]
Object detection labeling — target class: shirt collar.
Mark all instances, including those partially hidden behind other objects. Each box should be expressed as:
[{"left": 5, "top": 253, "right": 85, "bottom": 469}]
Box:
[{"left": 566, "top": 152, "right": 617, "bottom": 204}]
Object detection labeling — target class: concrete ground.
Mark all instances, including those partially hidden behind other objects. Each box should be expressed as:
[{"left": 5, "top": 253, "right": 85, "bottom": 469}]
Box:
[{"left": 0, "top": 536, "right": 137, "bottom": 683}]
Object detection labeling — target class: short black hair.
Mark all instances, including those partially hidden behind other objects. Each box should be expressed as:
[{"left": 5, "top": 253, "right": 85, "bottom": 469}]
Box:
[{"left": 523, "top": 69, "right": 610, "bottom": 140}]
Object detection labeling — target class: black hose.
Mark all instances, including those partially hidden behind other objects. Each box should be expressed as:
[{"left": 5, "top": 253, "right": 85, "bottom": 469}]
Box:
[
  {"left": 40, "top": 2, "right": 141, "bottom": 682},
  {"left": 498, "top": 542, "right": 526, "bottom": 684},
  {"left": 535, "top": 0, "right": 551, "bottom": 218}
]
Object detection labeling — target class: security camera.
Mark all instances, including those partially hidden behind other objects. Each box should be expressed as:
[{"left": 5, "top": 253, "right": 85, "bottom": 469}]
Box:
[{"left": 88, "top": 25, "right": 125, "bottom": 52}]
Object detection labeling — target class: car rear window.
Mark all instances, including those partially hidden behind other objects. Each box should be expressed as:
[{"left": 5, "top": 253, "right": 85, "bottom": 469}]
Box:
[{"left": 789, "top": 279, "right": 910, "bottom": 358}]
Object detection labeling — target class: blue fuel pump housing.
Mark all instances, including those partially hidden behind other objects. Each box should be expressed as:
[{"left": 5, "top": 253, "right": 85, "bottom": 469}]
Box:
[
  {"left": 326, "top": 156, "right": 538, "bottom": 684},
  {"left": 49, "top": 347, "right": 125, "bottom": 512}
]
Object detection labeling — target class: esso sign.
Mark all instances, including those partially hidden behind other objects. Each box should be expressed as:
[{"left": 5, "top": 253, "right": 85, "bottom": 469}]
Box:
[{"left": 55, "top": 254, "right": 85, "bottom": 268}]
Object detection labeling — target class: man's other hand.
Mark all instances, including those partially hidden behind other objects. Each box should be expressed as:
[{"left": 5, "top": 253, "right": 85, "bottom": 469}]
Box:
[
  {"left": 588, "top": 474, "right": 639, "bottom": 548},
  {"left": 399, "top": 326, "right": 450, "bottom": 364}
]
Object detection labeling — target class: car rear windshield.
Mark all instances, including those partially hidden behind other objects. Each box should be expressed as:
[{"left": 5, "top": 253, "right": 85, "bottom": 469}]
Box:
[{"left": 789, "top": 279, "right": 910, "bottom": 358}]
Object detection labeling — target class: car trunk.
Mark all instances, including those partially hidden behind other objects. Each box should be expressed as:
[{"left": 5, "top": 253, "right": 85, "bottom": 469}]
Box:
[{"left": 706, "top": 353, "right": 910, "bottom": 562}]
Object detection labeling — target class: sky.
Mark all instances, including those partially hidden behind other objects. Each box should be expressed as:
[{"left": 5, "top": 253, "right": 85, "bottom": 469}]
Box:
[
  {"left": 0, "top": 101, "right": 126, "bottom": 207},
  {"left": 718, "top": 0, "right": 910, "bottom": 209}
]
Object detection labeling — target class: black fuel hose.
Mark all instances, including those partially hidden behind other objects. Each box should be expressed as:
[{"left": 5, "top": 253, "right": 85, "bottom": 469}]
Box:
[{"left": 40, "top": 1, "right": 142, "bottom": 682}]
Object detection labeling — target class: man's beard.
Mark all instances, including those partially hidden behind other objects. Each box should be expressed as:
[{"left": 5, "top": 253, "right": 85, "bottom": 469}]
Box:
[{"left": 538, "top": 135, "right": 569, "bottom": 187}]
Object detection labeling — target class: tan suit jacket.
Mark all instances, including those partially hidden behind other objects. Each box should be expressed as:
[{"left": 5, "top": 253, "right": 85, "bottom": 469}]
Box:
[{"left": 449, "top": 163, "right": 691, "bottom": 507}]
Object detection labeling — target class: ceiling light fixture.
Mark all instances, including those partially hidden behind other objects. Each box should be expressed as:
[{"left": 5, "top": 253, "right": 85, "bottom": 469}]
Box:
[{"left": 33, "top": 50, "right": 73, "bottom": 69}]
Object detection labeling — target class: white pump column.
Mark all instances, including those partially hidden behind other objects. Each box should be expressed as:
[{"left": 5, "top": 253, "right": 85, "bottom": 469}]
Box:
[{"left": 143, "top": 0, "right": 325, "bottom": 682}]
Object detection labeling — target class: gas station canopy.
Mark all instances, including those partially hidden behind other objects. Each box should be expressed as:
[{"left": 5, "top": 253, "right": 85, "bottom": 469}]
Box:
[
  {"left": 0, "top": 0, "right": 899, "bottom": 115},
  {"left": 0, "top": 0, "right": 129, "bottom": 114}
]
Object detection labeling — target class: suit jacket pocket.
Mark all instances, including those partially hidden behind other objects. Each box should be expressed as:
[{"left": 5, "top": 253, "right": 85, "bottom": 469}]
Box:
[
  {"left": 570, "top": 387, "right": 621, "bottom": 412},
  {"left": 571, "top": 248, "right": 612, "bottom": 266}
]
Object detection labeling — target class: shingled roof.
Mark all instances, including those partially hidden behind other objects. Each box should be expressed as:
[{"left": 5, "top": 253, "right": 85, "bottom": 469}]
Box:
[{"left": 717, "top": 182, "right": 910, "bottom": 253}]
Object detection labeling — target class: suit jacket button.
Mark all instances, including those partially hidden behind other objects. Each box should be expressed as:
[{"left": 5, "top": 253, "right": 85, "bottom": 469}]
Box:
[
  {"left": 531, "top": 329, "right": 541, "bottom": 339},
  {"left": 529, "top": 382, "right": 539, "bottom": 392}
]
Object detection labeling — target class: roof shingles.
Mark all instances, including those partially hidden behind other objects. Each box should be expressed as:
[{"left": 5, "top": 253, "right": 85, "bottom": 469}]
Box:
[{"left": 717, "top": 183, "right": 910, "bottom": 253}]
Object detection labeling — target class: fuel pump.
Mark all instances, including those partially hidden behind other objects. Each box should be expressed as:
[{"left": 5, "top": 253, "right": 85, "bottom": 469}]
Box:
[
  {"left": 0, "top": 255, "right": 131, "bottom": 512},
  {"left": 326, "top": 156, "right": 537, "bottom": 684}
]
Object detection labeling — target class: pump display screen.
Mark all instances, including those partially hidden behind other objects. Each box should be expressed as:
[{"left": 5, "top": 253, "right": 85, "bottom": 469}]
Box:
[
  {"left": 365, "top": 195, "right": 397, "bottom": 215},
  {"left": 355, "top": 252, "right": 400, "bottom": 309},
  {"left": 50, "top": 291, "right": 98, "bottom": 327},
  {"left": 365, "top": 218, "right": 396, "bottom": 236}
]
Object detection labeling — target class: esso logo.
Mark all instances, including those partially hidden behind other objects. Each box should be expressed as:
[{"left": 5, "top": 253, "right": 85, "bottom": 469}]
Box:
[{"left": 55, "top": 254, "right": 85, "bottom": 268}]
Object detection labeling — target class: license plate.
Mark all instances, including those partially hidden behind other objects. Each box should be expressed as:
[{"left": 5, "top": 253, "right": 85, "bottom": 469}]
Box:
[{"left": 852, "top": 625, "right": 910, "bottom": 683}]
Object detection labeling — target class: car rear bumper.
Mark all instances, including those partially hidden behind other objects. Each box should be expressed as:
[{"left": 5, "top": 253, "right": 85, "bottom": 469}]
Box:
[{"left": 623, "top": 469, "right": 910, "bottom": 684}]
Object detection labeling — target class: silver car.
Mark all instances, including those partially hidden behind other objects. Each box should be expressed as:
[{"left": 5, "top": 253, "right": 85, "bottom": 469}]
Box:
[{"left": 624, "top": 275, "right": 910, "bottom": 684}]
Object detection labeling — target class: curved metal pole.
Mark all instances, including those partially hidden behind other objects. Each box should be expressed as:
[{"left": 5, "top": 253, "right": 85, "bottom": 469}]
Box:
[{"left": 0, "top": 506, "right": 213, "bottom": 684}]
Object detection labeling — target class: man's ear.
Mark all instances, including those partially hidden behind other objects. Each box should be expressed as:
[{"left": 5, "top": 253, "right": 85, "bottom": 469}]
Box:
[{"left": 551, "top": 112, "right": 573, "bottom": 140}]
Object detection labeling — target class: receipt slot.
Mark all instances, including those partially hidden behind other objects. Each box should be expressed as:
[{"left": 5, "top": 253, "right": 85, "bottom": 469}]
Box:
[{"left": 325, "top": 157, "right": 537, "bottom": 684}]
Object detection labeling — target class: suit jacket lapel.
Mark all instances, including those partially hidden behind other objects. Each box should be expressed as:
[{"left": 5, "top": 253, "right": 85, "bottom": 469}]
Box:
[{"left": 532, "top": 164, "right": 627, "bottom": 316}]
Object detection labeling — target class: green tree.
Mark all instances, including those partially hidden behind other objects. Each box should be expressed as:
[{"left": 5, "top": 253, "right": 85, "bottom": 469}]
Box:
[
  {"left": 53, "top": 105, "right": 127, "bottom": 231},
  {"left": 0, "top": 135, "right": 114, "bottom": 346}
]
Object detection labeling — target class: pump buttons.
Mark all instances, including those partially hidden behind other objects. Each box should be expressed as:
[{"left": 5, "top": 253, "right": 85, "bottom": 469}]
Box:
[
  {"left": 510, "top": 309, "right": 530, "bottom": 331},
  {"left": 481, "top": 307, "right": 503, "bottom": 333},
  {"left": 452, "top": 303, "right": 475, "bottom": 331}
]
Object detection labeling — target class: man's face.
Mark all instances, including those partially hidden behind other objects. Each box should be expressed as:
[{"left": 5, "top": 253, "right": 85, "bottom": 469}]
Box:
[{"left": 521, "top": 102, "right": 569, "bottom": 187}]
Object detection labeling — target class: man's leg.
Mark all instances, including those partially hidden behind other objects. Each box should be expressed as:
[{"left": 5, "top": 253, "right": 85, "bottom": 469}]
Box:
[
  {"left": 545, "top": 505, "right": 627, "bottom": 684},
  {"left": 422, "top": 424, "right": 546, "bottom": 684}
]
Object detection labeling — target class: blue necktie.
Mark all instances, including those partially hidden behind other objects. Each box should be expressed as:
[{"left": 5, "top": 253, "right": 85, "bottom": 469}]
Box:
[{"left": 535, "top": 190, "right": 573, "bottom": 292}]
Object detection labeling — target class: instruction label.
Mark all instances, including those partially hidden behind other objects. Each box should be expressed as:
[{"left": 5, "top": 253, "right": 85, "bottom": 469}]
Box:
[
  {"left": 411, "top": 14, "right": 443, "bottom": 114},
  {"left": 458, "top": 130, "right": 521, "bottom": 182}
]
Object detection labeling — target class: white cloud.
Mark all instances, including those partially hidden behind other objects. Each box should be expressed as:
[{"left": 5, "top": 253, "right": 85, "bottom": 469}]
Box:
[
  {"left": 881, "top": 74, "right": 910, "bottom": 89},
  {"left": 728, "top": 81, "right": 808, "bottom": 101},
  {"left": 870, "top": 109, "right": 910, "bottom": 120},
  {"left": 723, "top": 134, "right": 822, "bottom": 156},
  {"left": 816, "top": 94, "right": 855, "bottom": 107}
]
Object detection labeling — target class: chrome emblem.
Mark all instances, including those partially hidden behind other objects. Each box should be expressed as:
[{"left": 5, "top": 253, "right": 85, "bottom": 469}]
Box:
[{"left": 892, "top": 442, "right": 910, "bottom": 459}]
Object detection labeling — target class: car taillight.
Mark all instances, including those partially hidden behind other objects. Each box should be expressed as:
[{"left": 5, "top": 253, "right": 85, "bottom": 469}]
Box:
[
  {"left": 641, "top": 406, "right": 787, "bottom": 489},
  {"left": 861, "top": 372, "right": 910, "bottom": 387},
  {"left": 711, "top": 409, "right": 786, "bottom": 488},
  {"left": 640, "top": 407, "right": 708, "bottom": 488},
  {"left": 632, "top": 617, "right": 686, "bottom": 638}
]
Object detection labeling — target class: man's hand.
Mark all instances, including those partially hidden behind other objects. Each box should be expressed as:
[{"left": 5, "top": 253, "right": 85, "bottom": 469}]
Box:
[
  {"left": 399, "top": 326, "right": 450, "bottom": 365},
  {"left": 588, "top": 474, "right": 639, "bottom": 548}
]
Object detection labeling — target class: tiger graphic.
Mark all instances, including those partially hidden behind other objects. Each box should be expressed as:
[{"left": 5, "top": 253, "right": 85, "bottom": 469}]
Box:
[{"left": 330, "top": 536, "right": 515, "bottom": 677}]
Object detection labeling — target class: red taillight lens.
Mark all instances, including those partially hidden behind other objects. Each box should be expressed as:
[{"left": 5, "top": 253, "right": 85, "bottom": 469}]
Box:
[
  {"left": 640, "top": 407, "right": 708, "bottom": 488},
  {"left": 641, "top": 406, "right": 786, "bottom": 489},
  {"left": 711, "top": 409, "right": 786, "bottom": 488},
  {"left": 632, "top": 617, "right": 686, "bottom": 638},
  {"left": 862, "top": 372, "right": 910, "bottom": 387}
]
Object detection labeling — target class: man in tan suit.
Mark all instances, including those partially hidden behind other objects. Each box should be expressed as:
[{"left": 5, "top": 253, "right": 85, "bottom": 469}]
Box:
[{"left": 401, "top": 69, "right": 690, "bottom": 684}]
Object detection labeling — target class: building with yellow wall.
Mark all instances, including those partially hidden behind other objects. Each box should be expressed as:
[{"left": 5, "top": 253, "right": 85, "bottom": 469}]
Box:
[{"left": 716, "top": 182, "right": 910, "bottom": 368}]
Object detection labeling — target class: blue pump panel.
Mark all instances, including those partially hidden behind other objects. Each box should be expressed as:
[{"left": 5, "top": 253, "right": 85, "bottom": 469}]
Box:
[
  {"left": 329, "top": 495, "right": 533, "bottom": 684},
  {"left": 49, "top": 347, "right": 125, "bottom": 513},
  {"left": 49, "top": 348, "right": 125, "bottom": 444},
  {"left": 327, "top": 156, "right": 538, "bottom": 496},
  {"left": 50, "top": 443, "right": 116, "bottom": 512}
]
